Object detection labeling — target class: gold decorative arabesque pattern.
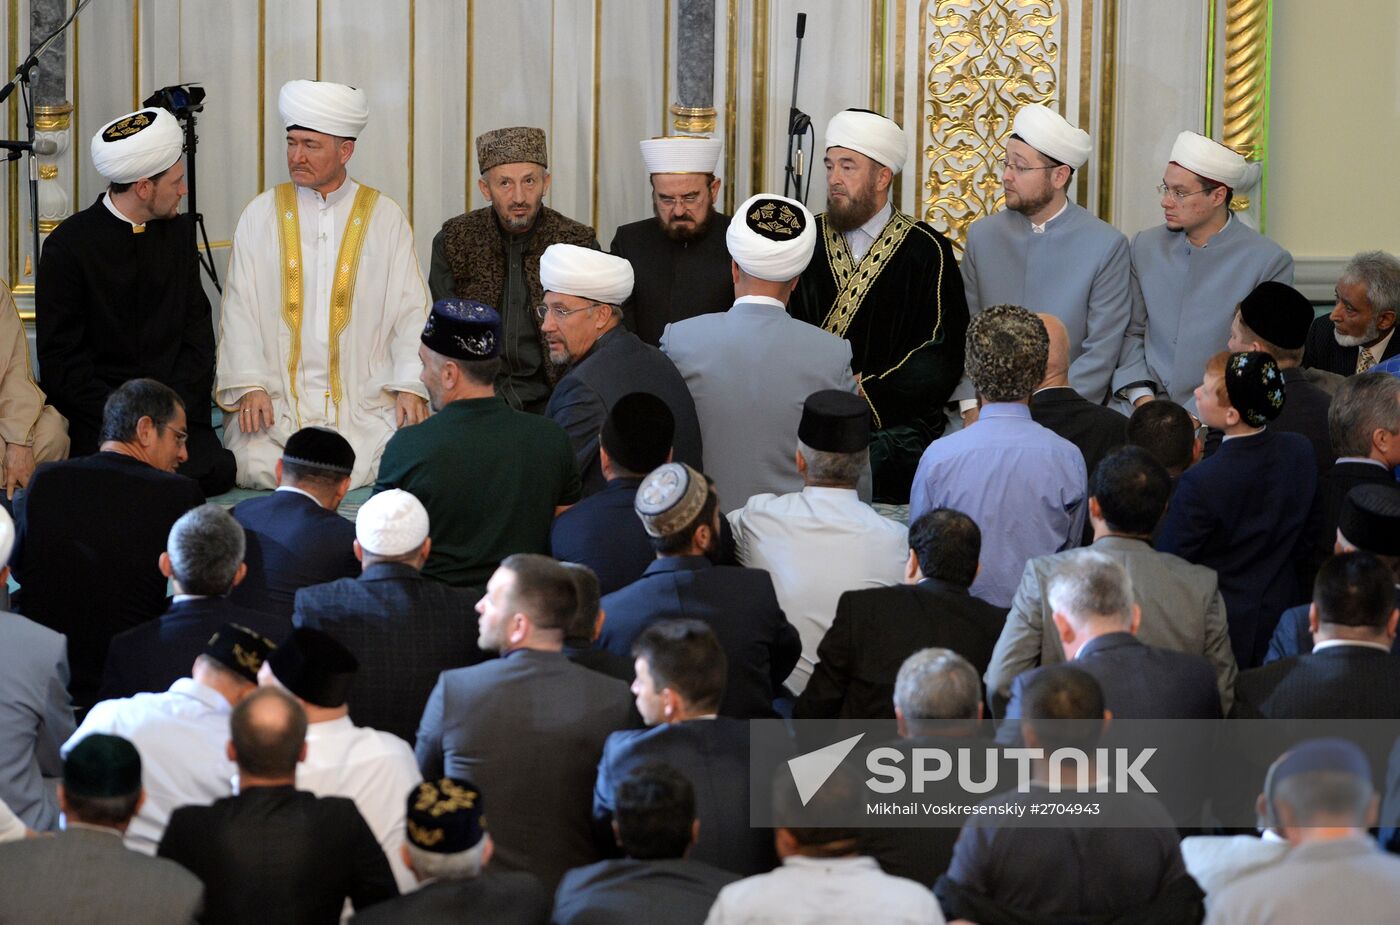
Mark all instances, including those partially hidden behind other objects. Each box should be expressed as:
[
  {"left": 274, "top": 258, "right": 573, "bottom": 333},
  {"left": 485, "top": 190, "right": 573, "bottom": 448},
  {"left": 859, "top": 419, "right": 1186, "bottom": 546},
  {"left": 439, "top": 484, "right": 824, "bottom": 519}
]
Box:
[
  {"left": 1223, "top": 0, "right": 1268, "bottom": 213},
  {"left": 922, "top": 0, "right": 1060, "bottom": 248}
]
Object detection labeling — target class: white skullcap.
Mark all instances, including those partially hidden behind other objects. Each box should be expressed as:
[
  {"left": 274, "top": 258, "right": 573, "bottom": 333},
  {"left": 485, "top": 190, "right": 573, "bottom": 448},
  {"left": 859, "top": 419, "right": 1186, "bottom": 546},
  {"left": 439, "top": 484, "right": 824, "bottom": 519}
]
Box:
[
  {"left": 825, "top": 109, "right": 907, "bottom": 174},
  {"left": 90, "top": 108, "right": 183, "bottom": 184},
  {"left": 540, "top": 244, "right": 635, "bottom": 305},
  {"left": 639, "top": 135, "right": 722, "bottom": 175},
  {"left": 279, "top": 80, "right": 369, "bottom": 139},
  {"left": 0, "top": 504, "right": 13, "bottom": 566},
  {"left": 356, "top": 489, "right": 429, "bottom": 557},
  {"left": 726, "top": 193, "right": 816, "bottom": 282},
  {"left": 1011, "top": 104, "right": 1091, "bottom": 169},
  {"left": 1169, "top": 131, "right": 1258, "bottom": 191}
]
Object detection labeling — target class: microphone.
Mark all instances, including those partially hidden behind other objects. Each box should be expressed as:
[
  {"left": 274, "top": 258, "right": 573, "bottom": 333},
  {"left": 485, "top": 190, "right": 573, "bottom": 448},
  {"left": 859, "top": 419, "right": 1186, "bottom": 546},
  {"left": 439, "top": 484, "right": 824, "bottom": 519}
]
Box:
[
  {"left": 0, "top": 137, "right": 58, "bottom": 156},
  {"left": 797, "top": 12, "right": 806, "bottom": 38}
]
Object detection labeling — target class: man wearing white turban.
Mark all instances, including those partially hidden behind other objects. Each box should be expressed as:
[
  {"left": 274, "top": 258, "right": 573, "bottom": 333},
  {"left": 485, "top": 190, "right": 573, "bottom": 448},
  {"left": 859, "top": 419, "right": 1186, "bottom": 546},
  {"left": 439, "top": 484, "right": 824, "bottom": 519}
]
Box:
[
  {"left": 538, "top": 244, "right": 703, "bottom": 495},
  {"left": 215, "top": 80, "right": 431, "bottom": 489},
  {"left": 789, "top": 108, "right": 969, "bottom": 503},
  {"left": 36, "top": 107, "right": 233, "bottom": 496},
  {"left": 958, "top": 104, "right": 1131, "bottom": 418},
  {"left": 1113, "top": 130, "right": 1293, "bottom": 412}
]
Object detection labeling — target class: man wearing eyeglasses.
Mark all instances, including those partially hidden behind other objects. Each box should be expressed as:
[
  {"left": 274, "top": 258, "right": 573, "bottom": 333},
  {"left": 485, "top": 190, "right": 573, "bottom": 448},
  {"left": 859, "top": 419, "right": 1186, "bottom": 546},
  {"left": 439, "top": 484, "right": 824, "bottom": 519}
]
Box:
[
  {"left": 1112, "top": 131, "right": 1293, "bottom": 412},
  {"left": 957, "top": 104, "right": 1131, "bottom": 424}
]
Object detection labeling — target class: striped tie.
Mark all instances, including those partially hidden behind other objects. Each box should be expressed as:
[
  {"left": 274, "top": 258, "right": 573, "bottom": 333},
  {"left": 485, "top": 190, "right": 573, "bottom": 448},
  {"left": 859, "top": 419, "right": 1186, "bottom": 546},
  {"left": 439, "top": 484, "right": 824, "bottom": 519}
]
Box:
[{"left": 1359, "top": 346, "right": 1377, "bottom": 373}]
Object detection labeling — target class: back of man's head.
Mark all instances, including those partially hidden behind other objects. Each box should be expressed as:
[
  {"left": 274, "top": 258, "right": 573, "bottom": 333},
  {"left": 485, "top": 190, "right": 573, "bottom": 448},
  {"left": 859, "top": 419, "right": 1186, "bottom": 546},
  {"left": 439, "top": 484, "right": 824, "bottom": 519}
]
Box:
[
  {"left": 1046, "top": 549, "right": 1135, "bottom": 634},
  {"left": 632, "top": 619, "right": 727, "bottom": 715},
  {"left": 230, "top": 686, "right": 308, "bottom": 779},
  {"left": 281, "top": 427, "right": 356, "bottom": 492},
  {"left": 100, "top": 378, "right": 183, "bottom": 444},
  {"left": 1021, "top": 665, "right": 1108, "bottom": 752},
  {"left": 907, "top": 508, "right": 979, "bottom": 588},
  {"left": 1090, "top": 447, "right": 1172, "bottom": 535},
  {"left": 167, "top": 503, "right": 246, "bottom": 596},
  {"left": 61, "top": 734, "right": 143, "bottom": 828},
  {"left": 614, "top": 763, "right": 698, "bottom": 860},
  {"left": 500, "top": 553, "right": 577, "bottom": 633},
  {"left": 560, "top": 562, "right": 603, "bottom": 641},
  {"left": 893, "top": 648, "right": 981, "bottom": 732},
  {"left": 1329, "top": 372, "right": 1400, "bottom": 460},
  {"left": 1126, "top": 399, "right": 1196, "bottom": 475},
  {"left": 1314, "top": 551, "right": 1395, "bottom": 631},
  {"left": 1265, "top": 738, "right": 1377, "bottom": 840},
  {"left": 601, "top": 392, "right": 674, "bottom": 479},
  {"left": 964, "top": 305, "right": 1049, "bottom": 403},
  {"left": 773, "top": 765, "right": 861, "bottom": 858}
]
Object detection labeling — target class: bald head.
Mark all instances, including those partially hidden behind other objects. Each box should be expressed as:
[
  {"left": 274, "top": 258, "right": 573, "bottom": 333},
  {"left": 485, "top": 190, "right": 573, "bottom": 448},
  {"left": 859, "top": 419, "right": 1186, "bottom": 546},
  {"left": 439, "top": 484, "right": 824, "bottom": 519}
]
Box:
[{"left": 1037, "top": 313, "right": 1070, "bottom": 389}]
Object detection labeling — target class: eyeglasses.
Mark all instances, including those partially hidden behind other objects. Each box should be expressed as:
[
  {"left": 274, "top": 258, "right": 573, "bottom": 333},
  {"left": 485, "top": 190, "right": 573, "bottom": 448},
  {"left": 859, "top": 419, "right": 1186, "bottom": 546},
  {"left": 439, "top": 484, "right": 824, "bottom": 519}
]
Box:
[
  {"left": 534, "top": 302, "right": 599, "bottom": 322},
  {"left": 656, "top": 191, "right": 705, "bottom": 207},
  {"left": 167, "top": 425, "right": 189, "bottom": 447},
  {"left": 1000, "top": 160, "right": 1058, "bottom": 176},
  {"left": 1155, "top": 183, "right": 1215, "bottom": 202}
]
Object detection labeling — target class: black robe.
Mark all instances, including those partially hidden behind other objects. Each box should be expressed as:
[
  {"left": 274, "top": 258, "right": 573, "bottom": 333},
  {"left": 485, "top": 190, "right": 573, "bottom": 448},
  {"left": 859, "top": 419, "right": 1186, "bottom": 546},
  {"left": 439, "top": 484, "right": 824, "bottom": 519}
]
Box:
[
  {"left": 791, "top": 210, "right": 969, "bottom": 502},
  {"left": 610, "top": 212, "right": 735, "bottom": 345}
]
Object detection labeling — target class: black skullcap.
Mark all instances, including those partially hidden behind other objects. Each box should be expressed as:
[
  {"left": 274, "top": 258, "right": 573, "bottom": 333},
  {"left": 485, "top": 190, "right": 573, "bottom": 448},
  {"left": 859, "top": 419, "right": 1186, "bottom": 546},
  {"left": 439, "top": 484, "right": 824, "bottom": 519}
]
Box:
[
  {"left": 406, "top": 778, "right": 486, "bottom": 854},
  {"left": 64, "top": 734, "right": 142, "bottom": 798},
  {"left": 204, "top": 623, "right": 277, "bottom": 684},
  {"left": 421, "top": 299, "right": 501, "bottom": 361},
  {"left": 1223, "top": 351, "right": 1286, "bottom": 427},
  {"left": 601, "top": 393, "right": 674, "bottom": 474},
  {"left": 1339, "top": 483, "right": 1400, "bottom": 555},
  {"left": 1239, "top": 281, "right": 1315, "bottom": 350},
  {"left": 798, "top": 390, "right": 870, "bottom": 453},
  {"left": 283, "top": 426, "right": 355, "bottom": 476},
  {"left": 267, "top": 627, "right": 359, "bottom": 708}
]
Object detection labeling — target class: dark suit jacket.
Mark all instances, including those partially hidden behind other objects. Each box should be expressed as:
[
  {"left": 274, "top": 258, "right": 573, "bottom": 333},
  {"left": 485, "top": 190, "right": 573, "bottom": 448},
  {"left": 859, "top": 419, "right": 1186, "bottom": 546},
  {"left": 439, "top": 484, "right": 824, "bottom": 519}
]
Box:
[
  {"left": 551, "top": 477, "right": 655, "bottom": 595},
  {"left": 598, "top": 556, "right": 801, "bottom": 718},
  {"left": 594, "top": 718, "right": 774, "bottom": 876},
  {"left": 1265, "top": 589, "right": 1400, "bottom": 662},
  {"left": 1203, "top": 367, "right": 1336, "bottom": 480},
  {"left": 553, "top": 857, "right": 739, "bottom": 925},
  {"left": 1303, "top": 314, "right": 1400, "bottom": 376},
  {"left": 794, "top": 578, "right": 1005, "bottom": 721},
  {"left": 12, "top": 451, "right": 204, "bottom": 707},
  {"left": 98, "top": 596, "right": 288, "bottom": 702},
  {"left": 415, "top": 649, "right": 635, "bottom": 891},
  {"left": 1029, "top": 386, "right": 1128, "bottom": 481},
  {"left": 229, "top": 490, "right": 359, "bottom": 619},
  {"left": 564, "top": 639, "right": 635, "bottom": 682},
  {"left": 1233, "top": 644, "right": 1400, "bottom": 720},
  {"left": 545, "top": 326, "right": 703, "bottom": 496},
  {"left": 610, "top": 212, "right": 735, "bottom": 346},
  {"left": 348, "top": 870, "right": 550, "bottom": 925},
  {"left": 158, "top": 785, "right": 398, "bottom": 925},
  {"left": 292, "top": 562, "right": 485, "bottom": 744}
]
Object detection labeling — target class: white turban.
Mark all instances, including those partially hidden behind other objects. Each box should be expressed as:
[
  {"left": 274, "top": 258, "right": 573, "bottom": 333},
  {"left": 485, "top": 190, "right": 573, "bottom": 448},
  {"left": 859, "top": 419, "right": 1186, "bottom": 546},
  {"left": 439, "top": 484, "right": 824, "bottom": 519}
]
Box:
[
  {"left": 640, "top": 136, "right": 722, "bottom": 175},
  {"left": 279, "top": 80, "right": 369, "bottom": 139},
  {"left": 91, "top": 108, "right": 183, "bottom": 184},
  {"left": 824, "top": 109, "right": 907, "bottom": 174},
  {"left": 1011, "top": 104, "right": 1091, "bottom": 169},
  {"left": 726, "top": 193, "right": 816, "bottom": 282},
  {"left": 540, "top": 244, "right": 635, "bottom": 305},
  {"left": 356, "top": 489, "right": 429, "bottom": 557},
  {"left": 1169, "top": 131, "right": 1258, "bottom": 190}
]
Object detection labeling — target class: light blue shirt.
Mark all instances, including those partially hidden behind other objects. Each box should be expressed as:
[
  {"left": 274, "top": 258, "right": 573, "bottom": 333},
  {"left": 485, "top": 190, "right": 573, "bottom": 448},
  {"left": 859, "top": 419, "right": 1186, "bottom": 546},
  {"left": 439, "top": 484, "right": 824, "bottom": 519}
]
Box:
[{"left": 909, "top": 403, "right": 1087, "bottom": 607}]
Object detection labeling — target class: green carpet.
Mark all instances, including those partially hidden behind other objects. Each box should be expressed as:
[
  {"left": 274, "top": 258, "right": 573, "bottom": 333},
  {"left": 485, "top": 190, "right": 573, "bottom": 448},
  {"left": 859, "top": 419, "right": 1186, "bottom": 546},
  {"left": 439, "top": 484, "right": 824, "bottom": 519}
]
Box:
[{"left": 206, "top": 485, "right": 373, "bottom": 522}]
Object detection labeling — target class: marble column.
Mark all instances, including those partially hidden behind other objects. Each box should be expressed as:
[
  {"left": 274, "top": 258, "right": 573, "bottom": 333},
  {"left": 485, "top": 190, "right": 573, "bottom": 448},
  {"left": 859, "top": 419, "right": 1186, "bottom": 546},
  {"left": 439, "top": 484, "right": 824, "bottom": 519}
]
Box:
[
  {"left": 670, "top": 0, "right": 716, "bottom": 133},
  {"left": 31, "top": 0, "right": 74, "bottom": 238}
]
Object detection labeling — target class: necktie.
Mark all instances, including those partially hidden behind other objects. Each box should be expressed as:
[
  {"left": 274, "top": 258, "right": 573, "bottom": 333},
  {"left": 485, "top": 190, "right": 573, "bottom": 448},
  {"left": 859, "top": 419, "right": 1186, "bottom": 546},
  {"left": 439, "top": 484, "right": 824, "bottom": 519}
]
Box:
[{"left": 1359, "top": 346, "right": 1377, "bottom": 373}]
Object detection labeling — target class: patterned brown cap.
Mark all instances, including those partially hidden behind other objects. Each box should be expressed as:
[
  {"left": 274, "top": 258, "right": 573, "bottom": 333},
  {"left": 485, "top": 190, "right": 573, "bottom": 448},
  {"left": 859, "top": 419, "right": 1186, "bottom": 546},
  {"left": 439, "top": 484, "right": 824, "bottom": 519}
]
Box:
[
  {"left": 635, "top": 463, "right": 710, "bottom": 538},
  {"left": 476, "top": 126, "right": 548, "bottom": 173},
  {"left": 965, "top": 304, "right": 1049, "bottom": 402}
]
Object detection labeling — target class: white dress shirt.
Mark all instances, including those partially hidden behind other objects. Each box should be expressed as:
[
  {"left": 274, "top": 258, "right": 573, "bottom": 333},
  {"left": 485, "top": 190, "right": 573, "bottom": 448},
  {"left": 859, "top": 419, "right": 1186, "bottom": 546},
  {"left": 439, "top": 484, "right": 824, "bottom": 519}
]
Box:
[
  {"left": 842, "top": 201, "right": 894, "bottom": 265},
  {"left": 704, "top": 855, "right": 944, "bottom": 925},
  {"left": 0, "top": 796, "right": 24, "bottom": 842}
]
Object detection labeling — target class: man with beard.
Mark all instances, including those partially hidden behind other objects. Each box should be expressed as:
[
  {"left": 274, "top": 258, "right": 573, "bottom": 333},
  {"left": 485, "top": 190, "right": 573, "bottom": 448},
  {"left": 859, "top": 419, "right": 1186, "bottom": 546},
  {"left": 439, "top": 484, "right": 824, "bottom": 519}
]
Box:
[
  {"left": 610, "top": 136, "right": 734, "bottom": 345},
  {"left": 1303, "top": 252, "right": 1400, "bottom": 376},
  {"left": 1113, "top": 131, "right": 1293, "bottom": 412},
  {"left": 790, "top": 109, "right": 969, "bottom": 503},
  {"left": 958, "top": 104, "right": 1130, "bottom": 421},
  {"left": 428, "top": 127, "right": 599, "bottom": 413}
]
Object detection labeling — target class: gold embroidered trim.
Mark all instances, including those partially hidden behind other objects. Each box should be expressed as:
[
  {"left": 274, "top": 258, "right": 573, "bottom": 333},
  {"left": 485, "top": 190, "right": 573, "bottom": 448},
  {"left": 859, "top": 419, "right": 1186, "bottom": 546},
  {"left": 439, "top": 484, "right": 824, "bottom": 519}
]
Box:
[
  {"left": 328, "top": 185, "right": 380, "bottom": 424},
  {"left": 818, "top": 210, "right": 915, "bottom": 340},
  {"left": 274, "top": 183, "right": 304, "bottom": 428}
]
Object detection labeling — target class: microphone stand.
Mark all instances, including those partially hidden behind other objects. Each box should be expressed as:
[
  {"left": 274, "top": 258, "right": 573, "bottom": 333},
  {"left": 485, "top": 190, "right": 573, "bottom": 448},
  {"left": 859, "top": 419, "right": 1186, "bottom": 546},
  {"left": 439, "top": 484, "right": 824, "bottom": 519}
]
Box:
[
  {"left": 783, "top": 13, "right": 812, "bottom": 203},
  {"left": 180, "top": 109, "right": 220, "bottom": 292}
]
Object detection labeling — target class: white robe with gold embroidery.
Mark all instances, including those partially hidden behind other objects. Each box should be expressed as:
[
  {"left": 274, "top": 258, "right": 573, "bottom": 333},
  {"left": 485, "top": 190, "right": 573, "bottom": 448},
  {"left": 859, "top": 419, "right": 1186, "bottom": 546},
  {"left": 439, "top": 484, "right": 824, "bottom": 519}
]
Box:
[{"left": 216, "top": 179, "right": 429, "bottom": 488}]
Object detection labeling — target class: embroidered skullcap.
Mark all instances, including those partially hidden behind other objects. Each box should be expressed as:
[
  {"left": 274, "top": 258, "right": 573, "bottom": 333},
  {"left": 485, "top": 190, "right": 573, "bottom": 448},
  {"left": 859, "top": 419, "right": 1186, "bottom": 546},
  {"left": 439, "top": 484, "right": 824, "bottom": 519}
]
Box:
[
  {"left": 1223, "top": 351, "right": 1286, "bottom": 426},
  {"left": 1338, "top": 483, "right": 1400, "bottom": 555},
  {"left": 1169, "top": 131, "right": 1258, "bottom": 191},
  {"left": 64, "top": 734, "right": 142, "bottom": 798},
  {"left": 283, "top": 426, "right": 356, "bottom": 476},
  {"left": 421, "top": 299, "right": 501, "bottom": 361},
  {"left": 266, "top": 627, "right": 359, "bottom": 708},
  {"left": 601, "top": 393, "right": 674, "bottom": 475},
  {"left": 540, "top": 244, "right": 635, "bottom": 306},
  {"left": 1238, "top": 281, "right": 1314, "bottom": 351},
  {"left": 279, "top": 80, "right": 369, "bottom": 138},
  {"left": 799, "top": 390, "right": 870, "bottom": 453},
  {"left": 825, "top": 108, "right": 908, "bottom": 174},
  {"left": 0, "top": 504, "right": 14, "bottom": 567},
  {"left": 406, "top": 778, "right": 486, "bottom": 854},
  {"left": 726, "top": 193, "right": 816, "bottom": 282},
  {"left": 476, "top": 126, "right": 548, "bottom": 173},
  {"left": 356, "top": 489, "right": 430, "bottom": 557},
  {"left": 635, "top": 462, "right": 710, "bottom": 538},
  {"left": 1011, "top": 103, "right": 1091, "bottom": 169},
  {"left": 965, "top": 305, "right": 1050, "bottom": 402},
  {"left": 91, "top": 108, "right": 183, "bottom": 184},
  {"left": 640, "top": 135, "right": 722, "bottom": 175},
  {"left": 204, "top": 623, "right": 277, "bottom": 685}
]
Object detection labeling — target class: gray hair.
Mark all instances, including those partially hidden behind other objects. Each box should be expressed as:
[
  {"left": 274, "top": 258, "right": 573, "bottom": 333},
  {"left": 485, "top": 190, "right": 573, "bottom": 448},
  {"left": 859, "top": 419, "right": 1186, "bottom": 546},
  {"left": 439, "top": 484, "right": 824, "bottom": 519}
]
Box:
[
  {"left": 1340, "top": 251, "right": 1400, "bottom": 316},
  {"left": 1328, "top": 372, "right": 1400, "bottom": 458},
  {"left": 1273, "top": 772, "right": 1374, "bottom": 829},
  {"left": 893, "top": 648, "right": 981, "bottom": 721},
  {"left": 166, "top": 504, "right": 246, "bottom": 596},
  {"left": 796, "top": 439, "right": 868, "bottom": 487},
  {"left": 406, "top": 839, "right": 487, "bottom": 880},
  {"left": 1045, "top": 550, "right": 1134, "bottom": 628}
]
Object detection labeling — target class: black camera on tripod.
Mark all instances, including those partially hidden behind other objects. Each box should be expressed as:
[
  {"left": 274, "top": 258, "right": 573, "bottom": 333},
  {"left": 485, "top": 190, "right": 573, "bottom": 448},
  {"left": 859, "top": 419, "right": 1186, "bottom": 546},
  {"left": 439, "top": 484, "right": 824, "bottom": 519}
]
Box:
[{"left": 143, "top": 83, "right": 205, "bottom": 120}]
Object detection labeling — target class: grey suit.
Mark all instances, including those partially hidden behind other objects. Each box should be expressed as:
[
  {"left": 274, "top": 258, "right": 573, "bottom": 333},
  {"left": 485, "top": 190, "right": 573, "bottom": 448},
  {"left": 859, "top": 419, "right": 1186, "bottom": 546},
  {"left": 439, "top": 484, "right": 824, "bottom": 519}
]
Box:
[
  {"left": 984, "top": 535, "right": 1236, "bottom": 715},
  {"left": 0, "top": 826, "right": 203, "bottom": 923},
  {"left": 0, "top": 610, "right": 75, "bottom": 830},
  {"left": 660, "top": 299, "right": 862, "bottom": 512}
]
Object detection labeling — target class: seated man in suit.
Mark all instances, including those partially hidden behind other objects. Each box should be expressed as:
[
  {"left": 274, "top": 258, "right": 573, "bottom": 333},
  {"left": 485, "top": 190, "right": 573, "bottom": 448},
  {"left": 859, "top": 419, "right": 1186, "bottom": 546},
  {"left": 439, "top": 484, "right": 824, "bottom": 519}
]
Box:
[
  {"left": 552, "top": 392, "right": 676, "bottom": 595},
  {"left": 66, "top": 624, "right": 275, "bottom": 855},
  {"left": 0, "top": 734, "right": 203, "bottom": 924},
  {"left": 14, "top": 377, "right": 205, "bottom": 709},
  {"left": 101, "top": 504, "right": 282, "bottom": 700},
  {"left": 415, "top": 554, "right": 635, "bottom": 891},
  {"left": 598, "top": 463, "right": 800, "bottom": 718},
  {"left": 986, "top": 446, "right": 1235, "bottom": 715},
  {"left": 1029, "top": 313, "right": 1128, "bottom": 484},
  {"left": 158, "top": 686, "right": 398, "bottom": 922},
  {"left": 228, "top": 427, "right": 359, "bottom": 619},
  {"left": 350, "top": 777, "right": 551, "bottom": 925},
  {"left": 1315, "top": 372, "right": 1400, "bottom": 553},
  {"left": 1303, "top": 250, "right": 1400, "bottom": 376},
  {"left": 595, "top": 620, "right": 772, "bottom": 876},
  {"left": 1126, "top": 398, "right": 1201, "bottom": 481},
  {"left": 561, "top": 763, "right": 739, "bottom": 925},
  {"left": 795, "top": 508, "right": 1003, "bottom": 721},
  {"left": 292, "top": 489, "right": 483, "bottom": 744},
  {"left": 560, "top": 562, "right": 634, "bottom": 682}
]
